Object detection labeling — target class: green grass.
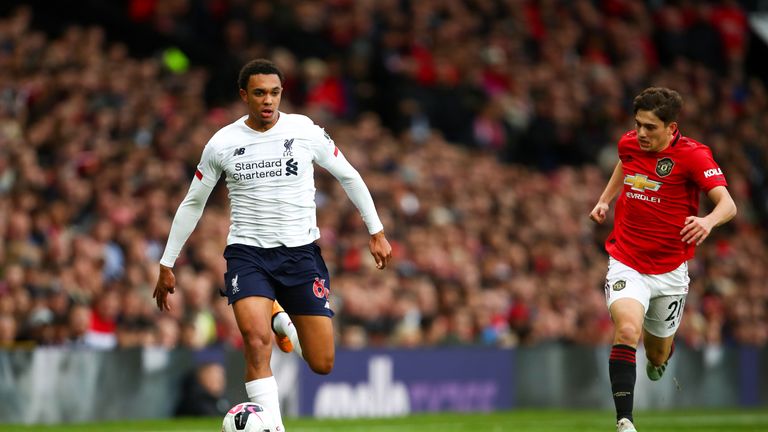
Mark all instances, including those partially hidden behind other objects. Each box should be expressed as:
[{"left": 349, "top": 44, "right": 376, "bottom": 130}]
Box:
[{"left": 2, "top": 409, "right": 768, "bottom": 431}]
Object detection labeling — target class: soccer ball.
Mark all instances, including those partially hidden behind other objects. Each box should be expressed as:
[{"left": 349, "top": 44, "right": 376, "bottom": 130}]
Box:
[{"left": 221, "top": 402, "right": 277, "bottom": 432}]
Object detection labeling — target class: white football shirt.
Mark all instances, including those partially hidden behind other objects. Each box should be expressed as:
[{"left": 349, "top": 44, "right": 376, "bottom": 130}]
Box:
[{"left": 159, "top": 113, "right": 383, "bottom": 267}]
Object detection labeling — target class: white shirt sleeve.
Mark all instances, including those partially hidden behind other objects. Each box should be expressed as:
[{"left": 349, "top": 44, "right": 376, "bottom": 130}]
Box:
[
  {"left": 159, "top": 144, "right": 220, "bottom": 267},
  {"left": 313, "top": 129, "right": 384, "bottom": 235}
]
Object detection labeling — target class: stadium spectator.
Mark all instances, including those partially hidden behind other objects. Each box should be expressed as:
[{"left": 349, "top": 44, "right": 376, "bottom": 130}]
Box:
[
  {"left": 84, "top": 290, "right": 120, "bottom": 349},
  {"left": 66, "top": 302, "right": 92, "bottom": 346},
  {"left": 174, "top": 349, "right": 231, "bottom": 417},
  {"left": 0, "top": 313, "right": 17, "bottom": 348}
]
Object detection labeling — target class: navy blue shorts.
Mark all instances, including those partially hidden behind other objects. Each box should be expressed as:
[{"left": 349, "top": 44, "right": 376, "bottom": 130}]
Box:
[{"left": 222, "top": 243, "right": 333, "bottom": 317}]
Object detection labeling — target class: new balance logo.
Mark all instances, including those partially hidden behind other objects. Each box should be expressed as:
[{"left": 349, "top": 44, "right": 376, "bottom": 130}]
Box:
[
  {"left": 233, "top": 147, "right": 246, "bottom": 156},
  {"left": 286, "top": 158, "right": 298, "bottom": 176}
]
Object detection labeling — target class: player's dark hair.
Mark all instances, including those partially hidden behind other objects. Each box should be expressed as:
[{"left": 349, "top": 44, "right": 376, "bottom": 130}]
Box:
[
  {"left": 633, "top": 87, "right": 683, "bottom": 124},
  {"left": 238, "top": 59, "right": 284, "bottom": 90}
]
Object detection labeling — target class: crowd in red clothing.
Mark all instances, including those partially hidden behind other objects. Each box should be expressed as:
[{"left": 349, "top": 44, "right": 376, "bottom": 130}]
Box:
[{"left": 0, "top": 1, "right": 766, "bottom": 351}]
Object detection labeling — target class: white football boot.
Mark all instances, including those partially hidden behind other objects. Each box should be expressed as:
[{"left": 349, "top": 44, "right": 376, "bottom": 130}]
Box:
[{"left": 616, "top": 418, "right": 637, "bottom": 432}]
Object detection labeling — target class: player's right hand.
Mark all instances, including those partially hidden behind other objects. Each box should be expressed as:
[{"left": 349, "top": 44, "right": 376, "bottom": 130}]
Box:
[
  {"left": 153, "top": 265, "right": 176, "bottom": 311},
  {"left": 590, "top": 202, "right": 609, "bottom": 224}
]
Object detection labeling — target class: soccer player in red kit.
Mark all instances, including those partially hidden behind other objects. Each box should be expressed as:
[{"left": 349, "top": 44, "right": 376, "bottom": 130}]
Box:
[{"left": 590, "top": 87, "right": 737, "bottom": 432}]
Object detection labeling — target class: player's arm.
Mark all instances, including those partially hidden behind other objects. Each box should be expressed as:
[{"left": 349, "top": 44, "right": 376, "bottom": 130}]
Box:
[
  {"left": 155, "top": 143, "right": 220, "bottom": 310},
  {"left": 324, "top": 156, "right": 392, "bottom": 269},
  {"left": 315, "top": 138, "right": 391, "bottom": 269},
  {"left": 154, "top": 178, "right": 215, "bottom": 310},
  {"left": 680, "top": 185, "right": 736, "bottom": 245},
  {"left": 590, "top": 160, "right": 624, "bottom": 224}
]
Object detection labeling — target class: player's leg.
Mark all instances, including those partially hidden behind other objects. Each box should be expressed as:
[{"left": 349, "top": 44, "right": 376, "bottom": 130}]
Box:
[
  {"left": 643, "top": 330, "right": 674, "bottom": 381},
  {"left": 642, "top": 262, "right": 689, "bottom": 381},
  {"left": 232, "top": 296, "right": 275, "bottom": 379},
  {"left": 272, "top": 300, "right": 300, "bottom": 356},
  {"left": 642, "top": 294, "right": 686, "bottom": 380},
  {"left": 605, "top": 257, "right": 650, "bottom": 431},
  {"left": 273, "top": 243, "right": 335, "bottom": 374},
  {"left": 608, "top": 297, "right": 644, "bottom": 431},
  {"left": 273, "top": 299, "right": 333, "bottom": 374},
  {"left": 290, "top": 314, "right": 334, "bottom": 374},
  {"left": 224, "top": 244, "right": 287, "bottom": 430},
  {"left": 232, "top": 296, "right": 287, "bottom": 430}
]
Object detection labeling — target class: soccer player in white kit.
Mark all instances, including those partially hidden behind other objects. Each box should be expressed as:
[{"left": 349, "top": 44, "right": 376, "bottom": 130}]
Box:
[{"left": 153, "top": 59, "right": 392, "bottom": 431}]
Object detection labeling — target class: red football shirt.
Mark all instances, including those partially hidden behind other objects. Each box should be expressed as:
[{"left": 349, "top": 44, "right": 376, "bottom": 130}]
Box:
[{"left": 606, "top": 130, "right": 728, "bottom": 274}]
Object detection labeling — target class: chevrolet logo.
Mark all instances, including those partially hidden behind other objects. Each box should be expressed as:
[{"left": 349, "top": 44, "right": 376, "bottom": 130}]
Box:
[{"left": 624, "top": 174, "right": 661, "bottom": 192}]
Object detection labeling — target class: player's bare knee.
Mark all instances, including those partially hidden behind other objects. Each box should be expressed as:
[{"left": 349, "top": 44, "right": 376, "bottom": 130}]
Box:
[
  {"left": 308, "top": 353, "right": 334, "bottom": 375},
  {"left": 241, "top": 328, "right": 272, "bottom": 355},
  {"left": 646, "top": 347, "right": 669, "bottom": 366},
  {"left": 614, "top": 323, "right": 641, "bottom": 345}
]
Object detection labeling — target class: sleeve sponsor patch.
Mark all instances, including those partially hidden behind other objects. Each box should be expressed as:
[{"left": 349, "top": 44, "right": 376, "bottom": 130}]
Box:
[
  {"left": 703, "top": 168, "right": 723, "bottom": 178},
  {"left": 195, "top": 169, "right": 203, "bottom": 180}
]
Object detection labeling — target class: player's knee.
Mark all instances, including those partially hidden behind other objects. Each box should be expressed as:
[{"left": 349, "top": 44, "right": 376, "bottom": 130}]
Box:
[
  {"left": 646, "top": 346, "right": 669, "bottom": 366},
  {"left": 241, "top": 328, "right": 272, "bottom": 355},
  {"left": 308, "top": 353, "right": 334, "bottom": 375},
  {"left": 614, "top": 322, "right": 641, "bottom": 345}
]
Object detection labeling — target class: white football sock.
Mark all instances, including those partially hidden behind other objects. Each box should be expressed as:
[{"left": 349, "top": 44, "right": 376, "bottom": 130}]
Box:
[
  {"left": 245, "top": 376, "right": 285, "bottom": 431},
  {"left": 273, "top": 312, "right": 303, "bottom": 359}
]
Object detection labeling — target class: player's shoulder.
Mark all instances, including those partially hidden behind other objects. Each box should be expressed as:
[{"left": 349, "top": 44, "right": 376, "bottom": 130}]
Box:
[
  {"left": 677, "top": 134, "right": 709, "bottom": 150},
  {"left": 281, "top": 112, "right": 316, "bottom": 127},
  {"left": 281, "top": 113, "right": 326, "bottom": 139},
  {"left": 675, "top": 134, "right": 713, "bottom": 157},
  {"left": 616, "top": 130, "right": 637, "bottom": 149},
  {"left": 208, "top": 116, "right": 249, "bottom": 147},
  {"left": 622, "top": 130, "right": 637, "bottom": 139}
]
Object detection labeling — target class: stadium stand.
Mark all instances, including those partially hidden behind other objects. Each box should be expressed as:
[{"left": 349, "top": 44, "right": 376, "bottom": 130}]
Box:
[{"left": 0, "top": 1, "right": 766, "bottom": 353}]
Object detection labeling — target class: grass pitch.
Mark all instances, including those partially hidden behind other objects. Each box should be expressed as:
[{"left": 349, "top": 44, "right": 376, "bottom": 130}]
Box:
[{"left": 1, "top": 409, "right": 767, "bottom": 431}]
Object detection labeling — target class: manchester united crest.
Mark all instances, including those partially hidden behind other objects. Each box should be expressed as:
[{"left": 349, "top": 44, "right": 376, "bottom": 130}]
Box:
[
  {"left": 612, "top": 280, "right": 626, "bottom": 291},
  {"left": 656, "top": 157, "right": 674, "bottom": 177}
]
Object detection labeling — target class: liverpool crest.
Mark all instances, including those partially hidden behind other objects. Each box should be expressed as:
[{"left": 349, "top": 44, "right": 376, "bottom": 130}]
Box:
[{"left": 283, "top": 138, "right": 294, "bottom": 156}]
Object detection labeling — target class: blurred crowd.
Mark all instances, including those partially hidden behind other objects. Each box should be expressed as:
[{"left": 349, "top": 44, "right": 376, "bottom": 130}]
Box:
[{"left": 0, "top": 0, "right": 766, "bottom": 354}]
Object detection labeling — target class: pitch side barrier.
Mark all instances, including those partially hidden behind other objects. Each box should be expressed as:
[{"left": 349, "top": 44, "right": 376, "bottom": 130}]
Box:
[
  {"left": 0, "top": 345, "right": 764, "bottom": 423},
  {"left": 299, "top": 348, "right": 514, "bottom": 417},
  {"left": 296, "top": 344, "right": 763, "bottom": 418}
]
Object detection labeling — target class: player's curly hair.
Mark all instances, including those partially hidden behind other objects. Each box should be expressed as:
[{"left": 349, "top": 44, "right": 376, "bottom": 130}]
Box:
[
  {"left": 238, "top": 59, "right": 285, "bottom": 90},
  {"left": 633, "top": 87, "right": 683, "bottom": 125}
]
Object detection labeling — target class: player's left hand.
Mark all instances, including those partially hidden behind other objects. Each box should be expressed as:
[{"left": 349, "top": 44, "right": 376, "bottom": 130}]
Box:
[
  {"left": 369, "top": 231, "right": 392, "bottom": 269},
  {"left": 680, "top": 216, "right": 714, "bottom": 245}
]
